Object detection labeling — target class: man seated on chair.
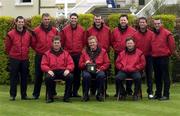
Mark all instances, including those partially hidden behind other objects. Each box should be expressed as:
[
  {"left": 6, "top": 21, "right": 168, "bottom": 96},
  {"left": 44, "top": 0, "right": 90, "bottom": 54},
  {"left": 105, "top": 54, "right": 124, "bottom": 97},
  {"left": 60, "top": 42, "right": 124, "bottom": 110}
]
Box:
[
  {"left": 115, "top": 37, "right": 146, "bottom": 101},
  {"left": 41, "top": 36, "right": 74, "bottom": 103},
  {"left": 79, "top": 36, "right": 110, "bottom": 102}
]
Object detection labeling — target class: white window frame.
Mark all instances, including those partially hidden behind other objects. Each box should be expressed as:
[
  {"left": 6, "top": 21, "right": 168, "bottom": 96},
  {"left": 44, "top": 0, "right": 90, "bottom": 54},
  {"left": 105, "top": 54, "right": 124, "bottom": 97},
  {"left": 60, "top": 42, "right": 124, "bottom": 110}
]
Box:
[
  {"left": 15, "top": 0, "right": 33, "bottom": 6},
  {"left": 0, "top": 2, "right": 2, "bottom": 7}
]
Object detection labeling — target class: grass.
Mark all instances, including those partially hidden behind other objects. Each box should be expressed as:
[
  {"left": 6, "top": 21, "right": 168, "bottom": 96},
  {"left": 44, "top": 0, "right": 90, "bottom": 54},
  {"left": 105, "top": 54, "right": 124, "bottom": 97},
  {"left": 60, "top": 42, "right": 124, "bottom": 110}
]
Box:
[{"left": 0, "top": 83, "right": 180, "bottom": 116}]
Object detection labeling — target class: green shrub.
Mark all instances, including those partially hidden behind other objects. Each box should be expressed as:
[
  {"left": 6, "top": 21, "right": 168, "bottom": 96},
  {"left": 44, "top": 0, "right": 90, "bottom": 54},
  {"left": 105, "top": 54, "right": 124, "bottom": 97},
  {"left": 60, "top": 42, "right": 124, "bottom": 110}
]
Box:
[
  {"left": 107, "top": 14, "right": 137, "bottom": 30},
  {"left": 0, "top": 16, "right": 14, "bottom": 84},
  {"left": 152, "top": 14, "right": 176, "bottom": 32},
  {"left": 78, "top": 14, "right": 94, "bottom": 30}
]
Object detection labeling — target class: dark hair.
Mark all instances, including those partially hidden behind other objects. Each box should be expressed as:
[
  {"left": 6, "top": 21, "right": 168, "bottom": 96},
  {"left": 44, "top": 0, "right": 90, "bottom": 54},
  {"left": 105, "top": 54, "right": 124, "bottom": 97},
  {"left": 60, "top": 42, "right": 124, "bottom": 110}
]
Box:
[
  {"left": 42, "top": 13, "right": 50, "bottom": 18},
  {"left": 15, "top": 16, "right": 24, "bottom": 22},
  {"left": 94, "top": 14, "right": 102, "bottom": 18},
  {"left": 70, "top": 13, "right": 78, "bottom": 18},
  {"left": 52, "top": 36, "right": 61, "bottom": 42},
  {"left": 126, "top": 37, "right": 135, "bottom": 43},
  {"left": 119, "top": 14, "right": 128, "bottom": 20},
  {"left": 138, "top": 17, "right": 147, "bottom": 23}
]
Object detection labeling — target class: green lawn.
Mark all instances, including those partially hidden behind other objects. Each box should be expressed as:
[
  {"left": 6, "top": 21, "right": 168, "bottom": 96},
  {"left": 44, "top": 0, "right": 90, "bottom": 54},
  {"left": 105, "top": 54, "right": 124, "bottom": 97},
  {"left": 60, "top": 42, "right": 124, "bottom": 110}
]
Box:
[{"left": 0, "top": 83, "right": 180, "bottom": 116}]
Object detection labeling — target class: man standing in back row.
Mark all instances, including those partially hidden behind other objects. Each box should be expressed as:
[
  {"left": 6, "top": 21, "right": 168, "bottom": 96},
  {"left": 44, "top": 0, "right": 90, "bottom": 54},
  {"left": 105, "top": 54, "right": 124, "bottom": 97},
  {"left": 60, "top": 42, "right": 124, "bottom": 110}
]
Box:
[
  {"left": 152, "top": 18, "right": 176, "bottom": 100},
  {"left": 111, "top": 14, "right": 136, "bottom": 96},
  {"left": 60, "top": 13, "right": 86, "bottom": 97},
  {"left": 87, "top": 15, "right": 111, "bottom": 96},
  {"left": 32, "top": 13, "right": 58, "bottom": 99},
  {"left": 133, "top": 17, "right": 154, "bottom": 99}
]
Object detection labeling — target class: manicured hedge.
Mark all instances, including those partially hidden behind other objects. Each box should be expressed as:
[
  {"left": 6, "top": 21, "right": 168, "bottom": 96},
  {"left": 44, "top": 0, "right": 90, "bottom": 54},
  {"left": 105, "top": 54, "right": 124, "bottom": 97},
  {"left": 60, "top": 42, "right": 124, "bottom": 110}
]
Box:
[{"left": 0, "top": 14, "right": 176, "bottom": 84}]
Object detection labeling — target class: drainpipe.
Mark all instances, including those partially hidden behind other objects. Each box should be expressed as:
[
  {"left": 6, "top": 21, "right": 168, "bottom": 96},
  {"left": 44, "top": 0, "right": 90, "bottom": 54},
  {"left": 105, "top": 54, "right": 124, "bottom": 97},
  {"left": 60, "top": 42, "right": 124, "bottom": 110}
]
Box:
[{"left": 38, "top": 0, "right": 41, "bottom": 15}]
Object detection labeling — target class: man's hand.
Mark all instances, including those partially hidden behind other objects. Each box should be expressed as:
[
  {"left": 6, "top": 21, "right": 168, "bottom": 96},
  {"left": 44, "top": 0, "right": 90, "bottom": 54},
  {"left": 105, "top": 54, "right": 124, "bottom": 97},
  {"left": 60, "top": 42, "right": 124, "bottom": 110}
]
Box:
[
  {"left": 48, "top": 70, "right": 54, "bottom": 77},
  {"left": 64, "top": 69, "right": 70, "bottom": 77},
  {"left": 85, "top": 60, "right": 91, "bottom": 65}
]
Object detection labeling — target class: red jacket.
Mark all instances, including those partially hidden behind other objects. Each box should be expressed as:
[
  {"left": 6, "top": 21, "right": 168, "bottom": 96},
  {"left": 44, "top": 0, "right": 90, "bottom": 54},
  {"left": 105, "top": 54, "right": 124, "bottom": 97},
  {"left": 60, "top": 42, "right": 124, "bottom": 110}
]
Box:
[
  {"left": 87, "top": 24, "right": 111, "bottom": 51},
  {"left": 116, "top": 49, "right": 146, "bottom": 72},
  {"left": 60, "top": 24, "right": 86, "bottom": 55},
  {"left": 111, "top": 26, "right": 136, "bottom": 54},
  {"left": 4, "top": 28, "right": 35, "bottom": 60},
  {"left": 34, "top": 25, "right": 58, "bottom": 55},
  {"left": 133, "top": 29, "right": 153, "bottom": 56},
  {"left": 151, "top": 27, "right": 176, "bottom": 57},
  {"left": 41, "top": 49, "right": 74, "bottom": 72},
  {"left": 79, "top": 48, "right": 110, "bottom": 71}
]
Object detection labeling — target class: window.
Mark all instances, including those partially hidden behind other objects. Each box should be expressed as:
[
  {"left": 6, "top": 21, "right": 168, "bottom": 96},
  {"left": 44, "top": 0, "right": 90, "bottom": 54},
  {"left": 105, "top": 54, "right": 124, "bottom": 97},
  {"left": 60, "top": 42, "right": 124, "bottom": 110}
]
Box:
[
  {"left": 0, "top": 1, "right": 2, "bottom": 7},
  {"left": 15, "top": 0, "right": 33, "bottom": 6}
]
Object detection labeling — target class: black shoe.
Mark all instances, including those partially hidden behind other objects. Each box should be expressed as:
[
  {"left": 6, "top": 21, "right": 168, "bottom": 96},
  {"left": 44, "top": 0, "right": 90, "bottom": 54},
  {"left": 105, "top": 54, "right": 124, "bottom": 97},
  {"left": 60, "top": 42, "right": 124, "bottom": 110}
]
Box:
[
  {"left": 21, "top": 96, "right": 32, "bottom": 100},
  {"left": 32, "top": 95, "right": 39, "bottom": 100},
  {"left": 133, "top": 95, "right": 140, "bottom": 101},
  {"left": 117, "top": 95, "right": 126, "bottom": 101},
  {"left": 72, "top": 94, "right": 81, "bottom": 97},
  {"left": 9, "top": 97, "right": 15, "bottom": 101},
  {"left": 153, "top": 95, "right": 161, "bottom": 100},
  {"left": 96, "top": 95, "right": 104, "bottom": 102},
  {"left": 105, "top": 93, "right": 109, "bottom": 97},
  {"left": 82, "top": 96, "right": 89, "bottom": 102},
  {"left": 114, "top": 94, "right": 117, "bottom": 97},
  {"left": 63, "top": 98, "right": 71, "bottom": 103},
  {"left": 46, "top": 98, "right": 54, "bottom": 103},
  {"left": 159, "top": 96, "right": 169, "bottom": 101}
]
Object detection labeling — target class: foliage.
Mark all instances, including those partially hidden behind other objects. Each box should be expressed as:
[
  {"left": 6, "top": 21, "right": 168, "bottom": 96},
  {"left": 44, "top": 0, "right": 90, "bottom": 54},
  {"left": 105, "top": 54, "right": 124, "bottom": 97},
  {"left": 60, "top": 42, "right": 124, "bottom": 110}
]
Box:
[
  {"left": 78, "top": 14, "right": 94, "bottom": 30},
  {"left": 152, "top": 14, "right": 176, "bottom": 32}
]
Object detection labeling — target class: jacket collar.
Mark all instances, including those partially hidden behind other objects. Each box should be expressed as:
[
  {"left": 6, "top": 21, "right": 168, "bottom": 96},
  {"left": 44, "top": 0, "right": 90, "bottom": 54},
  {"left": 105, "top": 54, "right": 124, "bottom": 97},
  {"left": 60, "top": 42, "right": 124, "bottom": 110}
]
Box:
[
  {"left": 93, "top": 23, "right": 103, "bottom": 31},
  {"left": 118, "top": 24, "right": 128, "bottom": 33},
  {"left": 40, "top": 23, "right": 52, "bottom": 33}
]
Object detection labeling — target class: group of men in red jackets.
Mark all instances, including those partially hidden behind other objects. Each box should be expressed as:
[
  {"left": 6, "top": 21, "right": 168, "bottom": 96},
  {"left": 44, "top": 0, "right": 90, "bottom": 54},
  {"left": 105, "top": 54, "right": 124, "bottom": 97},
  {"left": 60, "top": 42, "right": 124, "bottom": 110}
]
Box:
[{"left": 4, "top": 12, "right": 176, "bottom": 103}]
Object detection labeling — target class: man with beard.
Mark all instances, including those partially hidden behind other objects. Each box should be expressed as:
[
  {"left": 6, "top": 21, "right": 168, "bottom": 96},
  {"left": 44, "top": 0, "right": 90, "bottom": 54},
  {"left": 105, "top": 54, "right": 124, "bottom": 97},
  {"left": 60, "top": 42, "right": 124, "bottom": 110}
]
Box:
[
  {"left": 151, "top": 19, "right": 176, "bottom": 100},
  {"left": 111, "top": 14, "right": 136, "bottom": 97},
  {"left": 60, "top": 13, "right": 86, "bottom": 97},
  {"left": 32, "top": 13, "right": 58, "bottom": 99},
  {"left": 133, "top": 17, "right": 154, "bottom": 99},
  {"left": 87, "top": 15, "right": 111, "bottom": 96}
]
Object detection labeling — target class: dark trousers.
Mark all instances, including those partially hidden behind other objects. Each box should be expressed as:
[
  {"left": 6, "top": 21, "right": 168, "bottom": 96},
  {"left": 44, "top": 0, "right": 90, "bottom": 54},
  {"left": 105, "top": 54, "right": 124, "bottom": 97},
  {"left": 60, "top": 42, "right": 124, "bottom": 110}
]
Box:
[
  {"left": 114, "top": 53, "right": 133, "bottom": 95},
  {"left": 153, "top": 56, "right": 170, "bottom": 97},
  {"left": 115, "top": 71, "right": 141, "bottom": 96},
  {"left": 32, "top": 54, "right": 43, "bottom": 98},
  {"left": 71, "top": 54, "right": 81, "bottom": 95},
  {"left": 82, "top": 71, "right": 106, "bottom": 97},
  {"left": 145, "top": 56, "right": 153, "bottom": 95},
  {"left": 9, "top": 58, "right": 29, "bottom": 98},
  {"left": 44, "top": 70, "right": 73, "bottom": 99}
]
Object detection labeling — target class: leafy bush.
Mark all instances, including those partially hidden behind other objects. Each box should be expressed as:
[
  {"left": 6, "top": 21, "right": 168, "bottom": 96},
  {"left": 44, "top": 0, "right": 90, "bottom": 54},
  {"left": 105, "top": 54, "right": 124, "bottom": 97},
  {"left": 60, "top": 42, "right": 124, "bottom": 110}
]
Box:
[
  {"left": 107, "top": 14, "right": 137, "bottom": 30},
  {"left": 152, "top": 14, "right": 176, "bottom": 32},
  {"left": 78, "top": 14, "right": 94, "bottom": 30}
]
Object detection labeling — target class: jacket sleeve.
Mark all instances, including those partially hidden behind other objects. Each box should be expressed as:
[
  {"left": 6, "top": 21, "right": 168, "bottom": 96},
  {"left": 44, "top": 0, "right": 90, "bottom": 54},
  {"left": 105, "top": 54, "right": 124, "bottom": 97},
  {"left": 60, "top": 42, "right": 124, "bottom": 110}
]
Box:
[
  {"left": 4, "top": 34, "right": 12, "bottom": 54},
  {"left": 115, "top": 53, "right": 123, "bottom": 70},
  {"left": 41, "top": 54, "right": 51, "bottom": 72},
  {"left": 79, "top": 51, "right": 86, "bottom": 70},
  {"left": 60, "top": 30, "right": 65, "bottom": 48},
  {"left": 111, "top": 30, "right": 116, "bottom": 50},
  {"left": 65, "top": 52, "right": 74, "bottom": 72},
  {"left": 136, "top": 53, "right": 146, "bottom": 71},
  {"left": 167, "top": 34, "right": 176, "bottom": 55},
  {"left": 99, "top": 51, "right": 110, "bottom": 71},
  {"left": 30, "top": 33, "right": 37, "bottom": 51}
]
